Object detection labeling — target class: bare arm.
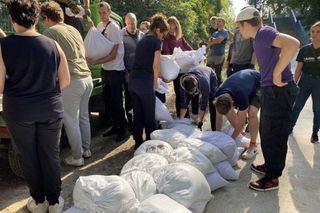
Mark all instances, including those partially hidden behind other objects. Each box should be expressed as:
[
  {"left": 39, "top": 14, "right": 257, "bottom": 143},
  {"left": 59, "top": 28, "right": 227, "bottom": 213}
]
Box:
[
  {"left": 215, "top": 111, "right": 223, "bottom": 131},
  {"left": 272, "top": 33, "right": 300, "bottom": 86},
  {"left": 153, "top": 50, "right": 161, "bottom": 89},
  {"left": 87, "top": 44, "right": 118, "bottom": 65},
  {"left": 228, "top": 109, "right": 248, "bottom": 139},
  {"left": 0, "top": 45, "right": 6, "bottom": 94},
  {"left": 56, "top": 42, "right": 70, "bottom": 90},
  {"left": 294, "top": 62, "right": 303, "bottom": 83},
  {"left": 0, "top": 29, "right": 6, "bottom": 38},
  {"left": 179, "top": 109, "right": 188, "bottom": 119}
]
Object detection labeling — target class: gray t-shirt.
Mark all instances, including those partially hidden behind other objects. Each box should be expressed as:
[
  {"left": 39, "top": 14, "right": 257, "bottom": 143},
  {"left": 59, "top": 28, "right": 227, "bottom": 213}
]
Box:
[{"left": 232, "top": 30, "right": 254, "bottom": 65}]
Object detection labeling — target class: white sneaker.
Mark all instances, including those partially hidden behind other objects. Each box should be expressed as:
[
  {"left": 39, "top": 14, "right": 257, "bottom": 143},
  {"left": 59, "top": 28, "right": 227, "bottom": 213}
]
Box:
[
  {"left": 48, "top": 197, "right": 64, "bottom": 213},
  {"left": 64, "top": 156, "right": 84, "bottom": 166},
  {"left": 241, "top": 146, "right": 258, "bottom": 160},
  {"left": 83, "top": 150, "right": 92, "bottom": 158},
  {"left": 26, "top": 197, "right": 48, "bottom": 213}
]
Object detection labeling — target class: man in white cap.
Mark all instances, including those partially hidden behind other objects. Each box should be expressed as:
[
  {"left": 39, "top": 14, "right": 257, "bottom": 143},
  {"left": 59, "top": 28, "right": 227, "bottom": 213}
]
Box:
[{"left": 235, "top": 6, "right": 300, "bottom": 191}]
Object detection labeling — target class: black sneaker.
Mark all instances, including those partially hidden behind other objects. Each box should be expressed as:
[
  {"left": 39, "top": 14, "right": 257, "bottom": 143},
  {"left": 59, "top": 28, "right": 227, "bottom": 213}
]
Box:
[
  {"left": 102, "top": 127, "right": 117, "bottom": 137},
  {"left": 311, "top": 132, "right": 319, "bottom": 143},
  {"left": 250, "top": 163, "right": 267, "bottom": 175},
  {"left": 248, "top": 176, "right": 279, "bottom": 192}
]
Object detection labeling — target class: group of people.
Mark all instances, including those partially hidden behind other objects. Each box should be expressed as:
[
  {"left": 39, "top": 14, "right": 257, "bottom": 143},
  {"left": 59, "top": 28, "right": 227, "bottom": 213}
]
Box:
[{"left": 0, "top": 0, "right": 319, "bottom": 212}]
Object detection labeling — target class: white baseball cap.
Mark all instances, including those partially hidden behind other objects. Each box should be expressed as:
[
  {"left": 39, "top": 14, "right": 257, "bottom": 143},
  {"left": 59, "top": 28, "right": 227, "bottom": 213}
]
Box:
[{"left": 236, "top": 6, "right": 260, "bottom": 22}]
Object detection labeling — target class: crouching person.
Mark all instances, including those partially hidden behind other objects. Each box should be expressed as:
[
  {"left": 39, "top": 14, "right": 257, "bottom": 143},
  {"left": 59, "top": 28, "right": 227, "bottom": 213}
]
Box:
[
  {"left": 214, "top": 69, "right": 261, "bottom": 159},
  {"left": 179, "top": 65, "right": 218, "bottom": 130},
  {"left": 0, "top": 0, "right": 70, "bottom": 212},
  {"left": 41, "top": 1, "right": 93, "bottom": 166}
]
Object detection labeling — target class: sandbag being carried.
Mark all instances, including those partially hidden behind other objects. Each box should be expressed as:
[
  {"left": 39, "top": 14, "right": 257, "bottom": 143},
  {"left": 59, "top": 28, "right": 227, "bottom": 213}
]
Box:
[
  {"left": 134, "top": 140, "right": 173, "bottom": 161},
  {"left": 137, "top": 194, "right": 192, "bottom": 213},
  {"left": 178, "top": 138, "right": 228, "bottom": 164},
  {"left": 73, "top": 175, "right": 138, "bottom": 213},
  {"left": 120, "top": 153, "right": 168, "bottom": 176},
  {"left": 156, "top": 78, "right": 169, "bottom": 94},
  {"left": 121, "top": 171, "right": 156, "bottom": 202},
  {"left": 160, "top": 55, "right": 180, "bottom": 81},
  {"left": 84, "top": 27, "right": 114, "bottom": 60},
  {"left": 155, "top": 97, "right": 174, "bottom": 122},
  {"left": 153, "top": 163, "right": 212, "bottom": 213},
  {"left": 150, "top": 129, "right": 187, "bottom": 148},
  {"left": 169, "top": 147, "right": 216, "bottom": 175},
  {"left": 228, "top": 147, "right": 245, "bottom": 166}
]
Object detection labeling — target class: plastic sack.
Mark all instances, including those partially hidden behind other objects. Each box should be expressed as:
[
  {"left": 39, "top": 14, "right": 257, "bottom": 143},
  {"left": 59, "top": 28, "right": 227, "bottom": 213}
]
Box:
[
  {"left": 121, "top": 171, "right": 156, "bottom": 202},
  {"left": 64, "top": 207, "right": 87, "bottom": 213},
  {"left": 137, "top": 194, "right": 192, "bottom": 213},
  {"left": 134, "top": 140, "right": 173, "bottom": 161},
  {"left": 205, "top": 171, "right": 230, "bottom": 191},
  {"left": 150, "top": 129, "right": 187, "bottom": 148},
  {"left": 84, "top": 27, "right": 114, "bottom": 60},
  {"left": 73, "top": 175, "right": 138, "bottom": 213},
  {"left": 194, "top": 131, "right": 237, "bottom": 159},
  {"left": 160, "top": 118, "right": 193, "bottom": 130},
  {"left": 178, "top": 138, "right": 228, "bottom": 164},
  {"left": 222, "top": 125, "right": 250, "bottom": 148},
  {"left": 228, "top": 147, "right": 245, "bottom": 166},
  {"left": 214, "top": 160, "right": 238, "bottom": 180},
  {"left": 155, "top": 97, "right": 174, "bottom": 122},
  {"left": 169, "top": 147, "right": 216, "bottom": 175},
  {"left": 153, "top": 163, "right": 212, "bottom": 213},
  {"left": 120, "top": 153, "right": 168, "bottom": 176},
  {"left": 171, "top": 124, "right": 199, "bottom": 137},
  {"left": 156, "top": 78, "right": 169, "bottom": 94},
  {"left": 160, "top": 55, "right": 180, "bottom": 81}
]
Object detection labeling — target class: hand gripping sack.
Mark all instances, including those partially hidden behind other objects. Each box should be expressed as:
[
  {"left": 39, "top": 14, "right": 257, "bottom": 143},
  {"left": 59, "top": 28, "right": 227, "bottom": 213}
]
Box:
[
  {"left": 150, "top": 129, "right": 187, "bottom": 148},
  {"left": 137, "top": 194, "right": 192, "bottom": 213},
  {"left": 155, "top": 97, "right": 174, "bottom": 122},
  {"left": 73, "top": 175, "right": 138, "bottom": 213},
  {"left": 120, "top": 153, "right": 168, "bottom": 176},
  {"left": 121, "top": 171, "right": 156, "bottom": 202},
  {"left": 222, "top": 125, "right": 250, "bottom": 148},
  {"left": 84, "top": 27, "right": 114, "bottom": 60},
  {"left": 160, "top": 55, "right": 180, "bottom": 81},
  {"left": 156, "top": 78, "right": 169, "bottom": 94},
  {"left": 153, "top": 163, "right": 212, "bottom": 213},
  {"left": 134, "top": 139, "right": 174, "bottom": 161}
]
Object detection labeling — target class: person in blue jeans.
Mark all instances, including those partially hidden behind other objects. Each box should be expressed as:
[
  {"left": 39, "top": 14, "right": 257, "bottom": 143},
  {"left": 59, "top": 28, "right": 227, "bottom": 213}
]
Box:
[
  {"left": 291, "top": 21, "right": 320, "bottom": 143},
  {"left": 129, "top": 13, "right": 168, "bottom": 150}
]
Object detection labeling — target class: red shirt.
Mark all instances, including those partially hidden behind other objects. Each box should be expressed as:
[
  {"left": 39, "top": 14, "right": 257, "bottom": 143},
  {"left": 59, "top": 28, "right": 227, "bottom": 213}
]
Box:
[{"left": 162, "top": 34, "right": 193, "bottom": 55}]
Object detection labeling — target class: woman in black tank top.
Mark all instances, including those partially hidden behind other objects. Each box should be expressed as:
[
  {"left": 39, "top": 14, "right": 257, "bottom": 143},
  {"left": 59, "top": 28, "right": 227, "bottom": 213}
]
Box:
[{"left": 0, "top": 0, "right": 70, "bottom": 212}]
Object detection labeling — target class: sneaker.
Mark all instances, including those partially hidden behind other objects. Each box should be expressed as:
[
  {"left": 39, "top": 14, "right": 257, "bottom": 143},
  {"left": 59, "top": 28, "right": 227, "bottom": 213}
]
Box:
[
  {"left": 83, "top": 150, "right": 92, "bottom": 159},
  {"left": 250, "top": 163, "right": 267, "bottom": 175},
  {"left": 248, "top": 176, "right": 279, "bottom": 192},
  {"left": 242, "top": 146, "right": 258, "bottom": 160},
  {"left": 27, "top": 197, "right": 48, "bottom": 213},
  {"left": 311, "top": 132, "right": 319, "bottom": 143},
  {"left": 64, "top": 156, "right": 84, "bottom": 166},
  {"left": 48, "top": 197, "right": 64, "bottom": 213},
  {"left": 102, "top": 127, "right": 117, "bottom": 137}
]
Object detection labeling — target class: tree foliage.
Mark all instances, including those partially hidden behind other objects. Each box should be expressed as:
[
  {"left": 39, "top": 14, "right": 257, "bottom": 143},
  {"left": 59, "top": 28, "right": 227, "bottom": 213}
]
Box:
[{"left": 105, "top": 0, "right": 233, "bottom": 47}]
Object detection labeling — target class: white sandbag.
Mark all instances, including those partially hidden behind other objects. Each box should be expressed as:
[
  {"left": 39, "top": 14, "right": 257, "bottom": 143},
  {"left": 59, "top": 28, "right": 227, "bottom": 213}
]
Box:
[
  {"left": 206, "top": 171, "right": 230, "bottom": 191},
  {"left": 221, "top": 125, "right": 250, "bottom": 148},
  {"left": 137, "top": 194, "right": 192, "bottom": 213},
  {"left": 214, "top": 160, "right": 238, "bottom": 180},
  {"left": 120, "top": 153, "right": 168, "bottom": 176},
  {"left": 169, "top": 147, "right": 216, "bottom": 175},
  {"left": 171, "top": 47, "right": 206, "bottom": 73},
  {"left": 64, "top": 207, "right": 88, "bottom": 213},
  {"left": 228, "top": 147, "right": 245, "bottom": 166},
  {"left": 84, "top": 27, "right": 114, "bottom": 60},
  {"left": 134, "top": 140, "right": 173, "bottom": 160},
  {"left": 178, "top": 138, "right": 228, "bottom": 164},
  {"left": 156, "top": 78, "right": 169, "bottom": 94},
  {"left": 73, "top": 175, "right": 138, "bottom": 213},
  {"left": 150, "top": 129, "right": 187, "bottom": 148},
  {"left": 160, "top": 55, "right": 180, "bottom": 81},
  {"left": 171, "top": 123, "right": 199, "bottom": 137},
  {"left": 195, "top": 131, "right": 237, "bottom": 159},
  {"left": 155, "top": 97, "right": 174, "bottom": 122},
  {"left": 160, "top": 118, "right": 193, "bottom": 130},
  {"left": 153, "top": 163, "right": 212, "bottom": 213},
  {"left": 121, "top": 171, "right": 156, "bottom": 202}
]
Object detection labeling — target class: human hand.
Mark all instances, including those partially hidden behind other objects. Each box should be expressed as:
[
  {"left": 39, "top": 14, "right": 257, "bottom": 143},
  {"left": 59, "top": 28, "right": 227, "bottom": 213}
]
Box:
[
  {"left": 197, "top": 121, "right": 203, "bottom": 130},
  {"left": 273, "top": 73, "right": 288, "bottom": 87},
  {"left": 86, "top": 58, "right": 96, "bottom": 65}
]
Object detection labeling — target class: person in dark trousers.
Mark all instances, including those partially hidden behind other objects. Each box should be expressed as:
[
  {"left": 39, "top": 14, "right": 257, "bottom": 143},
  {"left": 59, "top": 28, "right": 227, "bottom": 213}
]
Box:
[
  {"left": 0, "top": 0, "right": 70, "bottom": 212},
  {"left": 87, "top": 2, "right": 127, "bottom": 142},
  {"left": 179, "top": 65, "right": 218, "bottom": 130},
  {"left": 236, "top": 6, "right": 300, "bottom": 191},
  {"left": 214, "top": 69, "right": 261, "bottom": 159},
  {"left": 162, "top": 16, "right": 198, "bottom": 118},
  {"left": 120, "top": 12, "right": 144, "bottom": 132},
  {"left": 291, "top": 21, "right": 320, "bottom": 143},
  {"left": 129, "top": 13, "right": 169, "bottom": 150}
]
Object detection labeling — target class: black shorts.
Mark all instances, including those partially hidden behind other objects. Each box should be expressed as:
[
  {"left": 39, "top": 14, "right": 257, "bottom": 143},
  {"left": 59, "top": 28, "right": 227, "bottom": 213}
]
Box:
[{"left": 249, "top": 87, "right": 261, "bottom": 109}]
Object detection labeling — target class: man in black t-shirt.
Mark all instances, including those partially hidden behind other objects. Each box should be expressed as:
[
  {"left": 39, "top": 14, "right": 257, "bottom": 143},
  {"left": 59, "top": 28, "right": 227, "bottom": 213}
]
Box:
[{"left": 214, "top": 69, "right": 261, "bottom": 159}]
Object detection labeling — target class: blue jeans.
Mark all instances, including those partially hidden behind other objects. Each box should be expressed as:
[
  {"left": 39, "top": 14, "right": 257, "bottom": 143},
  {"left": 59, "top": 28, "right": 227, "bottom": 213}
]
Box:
[{"left": 291, "top": 73, "right": 320, "bottom": 133}]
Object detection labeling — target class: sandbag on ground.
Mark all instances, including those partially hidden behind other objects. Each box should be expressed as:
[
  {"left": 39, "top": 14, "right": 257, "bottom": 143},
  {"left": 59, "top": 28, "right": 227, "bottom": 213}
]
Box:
[
  {"left": 134, "top": 139, "right": 173, "bottom": 161},
  {"left": 206, "top": 171, "right": 230, "bottom": 191},
  {"left": 150, "top": 129, "right": 187, "bottom": 148}
]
